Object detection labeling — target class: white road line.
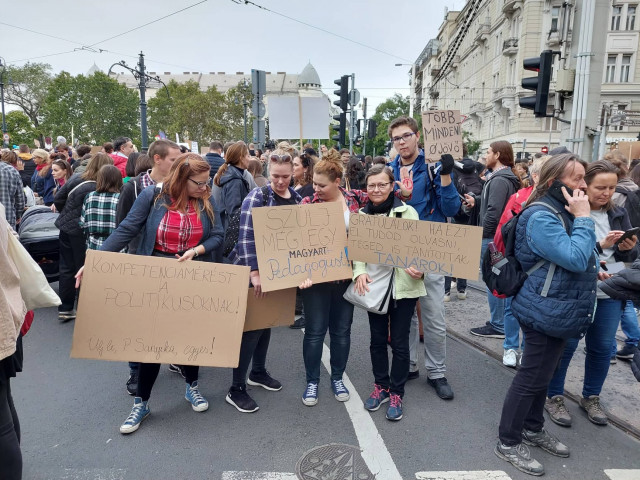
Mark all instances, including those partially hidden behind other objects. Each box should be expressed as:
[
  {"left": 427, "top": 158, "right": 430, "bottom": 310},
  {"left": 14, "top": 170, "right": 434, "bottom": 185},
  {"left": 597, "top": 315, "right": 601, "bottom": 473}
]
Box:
[
  {"left": 604, "top": 470, "right": 640, "bottom": 480},
  {"left": 320, "top": 341, "right": 403, "bottom": 480},
  {"left": 60, "top": 469, "right": 126, "bottom": 480},
  {"left": 221, "top": 472, "right": 297, "bottom": 480},
  {"left": 415, "top": 471, "right": 512, "bottom": 480}
]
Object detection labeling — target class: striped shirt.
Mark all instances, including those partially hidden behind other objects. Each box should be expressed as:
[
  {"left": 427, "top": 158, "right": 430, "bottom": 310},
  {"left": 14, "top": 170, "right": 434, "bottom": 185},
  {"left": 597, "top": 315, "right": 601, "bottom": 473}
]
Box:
[{"left": 79, "top": 191, "right": 120, "bottom": 250}]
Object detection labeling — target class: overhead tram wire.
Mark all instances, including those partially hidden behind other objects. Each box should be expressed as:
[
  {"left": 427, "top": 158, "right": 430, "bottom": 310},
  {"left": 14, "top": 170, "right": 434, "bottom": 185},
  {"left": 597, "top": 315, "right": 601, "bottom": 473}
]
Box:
[{"left": 230, "top": 0, "right": 411, "bottom": 62}]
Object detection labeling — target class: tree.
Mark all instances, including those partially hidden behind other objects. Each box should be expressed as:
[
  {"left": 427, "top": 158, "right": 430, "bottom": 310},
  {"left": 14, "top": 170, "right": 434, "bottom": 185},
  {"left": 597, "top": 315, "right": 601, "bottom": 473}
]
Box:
[
  {"left": 369, "top": 94, "right": 421, "bottom": 156},
  {"left": 462, "top": 130, "right": 481, "bottom": 156},
  {"left": 40, "top": 71, "right": 139, "bottom": 145},
  {"left": 148, "top": 80, "right": 241, "bottom": 146},
  {"left": 4, "top": 110, "right": 38, "bottom": 147},
  {"left": 4, "top": 62, "right": 53, "bottom": 133}
]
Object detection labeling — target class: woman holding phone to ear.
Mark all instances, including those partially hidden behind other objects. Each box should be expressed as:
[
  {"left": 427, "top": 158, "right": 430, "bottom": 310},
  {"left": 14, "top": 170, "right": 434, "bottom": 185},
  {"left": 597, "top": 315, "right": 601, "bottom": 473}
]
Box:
[{"left": 545, "top": 160, "right": 639, "bottom": 428}]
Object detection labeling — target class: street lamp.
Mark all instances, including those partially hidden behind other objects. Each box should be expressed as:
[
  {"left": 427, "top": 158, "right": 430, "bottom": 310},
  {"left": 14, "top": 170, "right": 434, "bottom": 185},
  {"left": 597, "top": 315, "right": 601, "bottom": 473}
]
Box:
[
  {"left": 0, "top": 57, "right": 8, "bottom": 147},
  {"left": 395, "top": 62, "right": 416, "bottom": 118}
]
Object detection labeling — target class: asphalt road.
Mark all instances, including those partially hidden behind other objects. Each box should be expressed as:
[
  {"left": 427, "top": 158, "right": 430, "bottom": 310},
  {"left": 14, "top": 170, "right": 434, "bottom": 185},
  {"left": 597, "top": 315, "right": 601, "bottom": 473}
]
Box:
[{"left": 12, "top": 286, "right": 640, "bottom": 480}]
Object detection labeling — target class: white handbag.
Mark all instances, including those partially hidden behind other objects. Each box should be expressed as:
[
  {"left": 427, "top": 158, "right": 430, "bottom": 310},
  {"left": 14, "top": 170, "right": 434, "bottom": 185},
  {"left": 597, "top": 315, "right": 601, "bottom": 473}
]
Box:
[
  {"left": 343, "top": 264, "right": 395, "bottom": 314},
  {"left": 6, "top": 230, "right": 61, "bottom": 310}
]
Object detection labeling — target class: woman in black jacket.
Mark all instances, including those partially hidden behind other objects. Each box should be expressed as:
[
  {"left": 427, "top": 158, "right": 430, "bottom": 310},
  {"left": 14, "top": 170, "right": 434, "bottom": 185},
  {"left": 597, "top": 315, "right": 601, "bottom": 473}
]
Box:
[
  {"left": 545, "top": 160, "right": 639, "bottom": 428},
  {"left": 53, "top": 153, "right": 113, "bottom": 322}
]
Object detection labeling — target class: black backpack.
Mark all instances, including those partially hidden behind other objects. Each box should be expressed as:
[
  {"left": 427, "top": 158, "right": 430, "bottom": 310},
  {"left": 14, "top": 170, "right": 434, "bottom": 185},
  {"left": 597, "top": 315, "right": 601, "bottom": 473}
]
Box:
[
  {"left": 616, "top": 186, "right": 640, "bottom": 228},
  {"left": 223, "top": 185, "right": 270, "bottom": 257},
  {"left": 481, "top": 201, "right": 565, "bottom": 298}
]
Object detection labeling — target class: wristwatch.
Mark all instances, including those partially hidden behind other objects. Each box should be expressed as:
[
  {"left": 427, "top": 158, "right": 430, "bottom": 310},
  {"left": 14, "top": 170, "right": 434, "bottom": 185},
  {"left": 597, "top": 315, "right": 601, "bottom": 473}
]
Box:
[{"left": 191, "top": 247, "right": 199, "bottom": 258}]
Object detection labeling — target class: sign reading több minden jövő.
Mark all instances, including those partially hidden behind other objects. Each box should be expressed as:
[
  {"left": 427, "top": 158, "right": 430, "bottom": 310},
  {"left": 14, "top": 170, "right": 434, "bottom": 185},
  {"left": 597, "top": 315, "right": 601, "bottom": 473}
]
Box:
[{"left": 422, "top": 109, "right": 463, "bottom": 162}]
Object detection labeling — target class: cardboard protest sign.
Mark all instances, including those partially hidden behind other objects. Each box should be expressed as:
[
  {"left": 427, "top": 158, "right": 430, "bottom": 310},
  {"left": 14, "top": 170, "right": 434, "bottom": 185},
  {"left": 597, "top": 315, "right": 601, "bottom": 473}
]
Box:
[
  {"left": 347, "top": 213, "right": 483, "bottom": 280},
  {"left": 243, "top": 287, "right": 297, "bottom": 332},
  {"left": 422, "top": 109, "right": 463, "bottom": 162},
  {"left": 71, "top": 250, "right": 251, "bottom": 367},
  {"left": 251, "top": 202, "right": 352, "bottom": 292}
]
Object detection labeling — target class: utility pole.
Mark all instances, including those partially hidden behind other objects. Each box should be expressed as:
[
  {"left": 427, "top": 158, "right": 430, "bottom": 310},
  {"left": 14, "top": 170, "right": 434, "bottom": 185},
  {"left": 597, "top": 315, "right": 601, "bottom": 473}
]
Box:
[
  {"left": 349, "top": 73, "right": 360, "bottom": 155},
  {"left": 362, "top": 97, "right": 367, "bottom": 156},
  {"left": 0, "top": 58, "right": 8, "bottom": 148}
]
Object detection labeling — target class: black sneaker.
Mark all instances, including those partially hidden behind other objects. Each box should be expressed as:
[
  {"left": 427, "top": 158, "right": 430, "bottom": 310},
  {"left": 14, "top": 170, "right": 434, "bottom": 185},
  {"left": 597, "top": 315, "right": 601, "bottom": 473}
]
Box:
[
  {"left": 226, "top": 385, "right": 259, "bottom": 413},
  {"left": 289, "top": 317, "right": 306, "bottom": 329},
  {"left": 407, "top": 370, "right": 420, "bottom": 381},
  {"left": 470, "top": 324, "right": 505, "bottom": 339},
  {"left": 58, "top": 310, "right": 76, "bottom": 322},
  {"left": 126, "top": 373, "right": 138, "bottom": 396},
  {"left": 168, "top": 364, "right": 186, "bottom": 378},
  {"left": 247, "top": 370, "right": 282, "bottom": 391},
  {"left": 616, "top": 344, "right": 638, "bottom": 360},
  {"left": 427, "top": 377, "right": 454, "bottom": 400}
]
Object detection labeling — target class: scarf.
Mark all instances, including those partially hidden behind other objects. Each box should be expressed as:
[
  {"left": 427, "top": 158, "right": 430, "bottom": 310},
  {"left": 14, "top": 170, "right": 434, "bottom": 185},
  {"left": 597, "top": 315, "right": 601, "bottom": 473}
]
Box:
[{"left": 363, "top": 193, "right": 395, "bottom": 215}]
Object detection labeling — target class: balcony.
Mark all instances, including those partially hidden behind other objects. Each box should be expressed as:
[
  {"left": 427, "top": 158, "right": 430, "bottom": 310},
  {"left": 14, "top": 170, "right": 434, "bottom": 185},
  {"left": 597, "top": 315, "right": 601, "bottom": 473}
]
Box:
[
  {"left": 492, "top": 86, "right": 517, "bottom": 101},
  {"left": 547, "top": 30, "right": 561, "bottom": 47},
  {"left": 502, "top": 0, "right": 523, "bottom": 15},
  {"left": 502, "top": 38, "right": 519, "bottom": 56},
  {"left": 475, "top": 23, "right": 490, "bottom": 44},
  {"left": 430, "top": 67, "right": 441, "bottom": 78}
]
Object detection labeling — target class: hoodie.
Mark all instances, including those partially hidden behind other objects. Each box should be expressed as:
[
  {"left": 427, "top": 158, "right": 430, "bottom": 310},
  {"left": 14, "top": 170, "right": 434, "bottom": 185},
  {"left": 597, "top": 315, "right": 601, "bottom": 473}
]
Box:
[
  {"left": 215, "top": 165, "right": 252, "bottom": 230},
  {"left": 478, "top": 167, "right": 520, "bottom": 238}
]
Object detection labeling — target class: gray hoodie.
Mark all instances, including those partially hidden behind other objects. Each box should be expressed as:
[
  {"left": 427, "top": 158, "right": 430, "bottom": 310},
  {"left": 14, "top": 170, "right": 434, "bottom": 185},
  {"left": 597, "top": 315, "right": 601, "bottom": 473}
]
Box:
[{"left": 479, "top": 167, "right": 521, "bottom": 238}]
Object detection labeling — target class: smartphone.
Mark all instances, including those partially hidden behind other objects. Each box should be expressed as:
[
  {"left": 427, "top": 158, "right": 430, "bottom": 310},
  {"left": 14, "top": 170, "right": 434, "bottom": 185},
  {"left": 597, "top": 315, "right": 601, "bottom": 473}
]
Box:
[
  {"left": 615, "top": 227, "right": 640, "bottom": 245},
  {"left": 547, "top": 180, "right": 573, "bottom": 200}
]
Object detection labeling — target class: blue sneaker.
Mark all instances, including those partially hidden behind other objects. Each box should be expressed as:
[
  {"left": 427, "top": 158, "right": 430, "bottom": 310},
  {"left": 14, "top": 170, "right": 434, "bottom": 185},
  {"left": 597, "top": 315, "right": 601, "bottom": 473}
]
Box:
[
  {"left": 120, "top": 397, "right": 150, "bottom": 434},
  {"left": 302, "top": 382, "right": 318, "bottom": 406},
  {"left": 364, "top": 384, "right": 390, "bottom": 411},
  {"left": 331, "top": 378, "right": 350, "bottom": 402},
  {"left": 386, "top": 393, "right": 403, "bottom": 421},
  {"left": 185, "top": 381, "right": 209, "bottom": 412}
]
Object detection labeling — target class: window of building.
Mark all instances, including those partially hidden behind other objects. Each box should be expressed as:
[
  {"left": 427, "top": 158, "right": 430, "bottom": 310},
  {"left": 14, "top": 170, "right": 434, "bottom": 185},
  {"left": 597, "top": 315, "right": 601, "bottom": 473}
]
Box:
[
  {"left": 611, "top": 104, "right": 628, "bottom": 131},
  {"left": 621, "top": 54, "right": 632, "bottom": 82},
  {"left": 606, "top": 55, "right": 617, "bottom": 82},
  {"left": 627, "top": 5, "right": 637, "bottom": 30},
  {"left": 551, "top": 6, "right": 561, "bottom": 31},
  {"left": 481, "top": 82, "right": 485, "bottom": 101},
  {"left": 612, "top": 5, "right": 622, "bottom": 30}
]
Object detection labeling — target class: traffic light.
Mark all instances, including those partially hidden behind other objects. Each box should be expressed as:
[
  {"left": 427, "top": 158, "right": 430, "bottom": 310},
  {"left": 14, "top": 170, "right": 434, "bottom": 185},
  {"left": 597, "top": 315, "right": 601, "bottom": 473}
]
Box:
[
  {"left": 332, "top": 112, "right": 346, "bottom": 147},
  {"left": 367, "top": 119, "right": 377, "bottom": 139},
  {"left": 541, "top": 145, "right": 549, "bottom": 154},
  {"left": 334, "top": 75, "right": 349, "bottom": 112},
  {"left": 519, "top": 50, "right": 553, "bottom": 117}
]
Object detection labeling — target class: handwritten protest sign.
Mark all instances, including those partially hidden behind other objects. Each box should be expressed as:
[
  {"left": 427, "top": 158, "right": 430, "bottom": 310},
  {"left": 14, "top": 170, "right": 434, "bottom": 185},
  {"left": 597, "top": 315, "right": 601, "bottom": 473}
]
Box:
[
  {"left": 251, "top": 202, "right": 352, "bottom": 292},
  {"left": 422, "top": 109, "right": 463, "bottom": 162},
  {"left": 244, "top": 287, "right": 297, "bottom": 331},
  {"left": 347, "top": 213, "right": 483, "bottom": 280},
  {"left": 71, "top": 250, "right": 250, "bottom": 367}
]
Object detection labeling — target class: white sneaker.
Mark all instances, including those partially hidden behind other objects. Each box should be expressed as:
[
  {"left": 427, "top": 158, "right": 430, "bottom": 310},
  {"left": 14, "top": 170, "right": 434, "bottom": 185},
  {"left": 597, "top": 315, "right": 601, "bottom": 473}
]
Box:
[
  {"left": 444, "top": 292, "right": 451, "bottom": 302},
  {"left": 457, "top": 291, "right": 467, "bottom": 300},
  {"left": 503, "top": 348, "right": 517, "bottom": 368}
]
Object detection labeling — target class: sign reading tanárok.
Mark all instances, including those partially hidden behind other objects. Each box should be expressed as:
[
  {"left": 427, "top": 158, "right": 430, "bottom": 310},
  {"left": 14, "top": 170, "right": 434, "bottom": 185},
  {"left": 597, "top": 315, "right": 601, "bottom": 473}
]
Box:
[
  {"left": 71, "top": 250, "right": 251, "bottom": 367},
  {"left": 251, "top": 202, "right": 352, "bottom": 292},
  {"left": 347, "top": 213, "right": 483, "bottom": 280}
]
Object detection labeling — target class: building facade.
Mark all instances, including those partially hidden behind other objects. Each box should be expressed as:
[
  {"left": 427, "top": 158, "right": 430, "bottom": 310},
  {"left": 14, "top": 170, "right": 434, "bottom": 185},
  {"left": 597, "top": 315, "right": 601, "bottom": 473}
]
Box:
[{"left": 415, "top": 0, "right": 640, "bottom": 157}]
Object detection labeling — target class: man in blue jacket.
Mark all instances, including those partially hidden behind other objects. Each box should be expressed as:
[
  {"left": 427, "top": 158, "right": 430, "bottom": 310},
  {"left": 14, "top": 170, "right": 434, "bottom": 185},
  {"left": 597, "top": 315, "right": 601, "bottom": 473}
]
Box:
[{"left": 388, "top": 116, "right": 461, "bottom": 400}]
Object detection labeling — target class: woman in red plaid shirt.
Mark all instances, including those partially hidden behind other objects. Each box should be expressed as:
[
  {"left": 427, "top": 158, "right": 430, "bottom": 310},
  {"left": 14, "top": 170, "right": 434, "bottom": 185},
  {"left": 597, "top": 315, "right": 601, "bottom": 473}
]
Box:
[{"left": 299, "top": 149, "right": 412, "bottom": 407}]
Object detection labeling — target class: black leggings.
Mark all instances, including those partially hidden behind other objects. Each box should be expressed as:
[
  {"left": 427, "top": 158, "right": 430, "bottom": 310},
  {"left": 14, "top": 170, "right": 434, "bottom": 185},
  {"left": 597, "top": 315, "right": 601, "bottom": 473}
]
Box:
[
  {"left": 136, "top": 363, "right": 199, "bottom": 401},
  {"left": 0, "top": 379, "right": 21, "bottom": 480}
]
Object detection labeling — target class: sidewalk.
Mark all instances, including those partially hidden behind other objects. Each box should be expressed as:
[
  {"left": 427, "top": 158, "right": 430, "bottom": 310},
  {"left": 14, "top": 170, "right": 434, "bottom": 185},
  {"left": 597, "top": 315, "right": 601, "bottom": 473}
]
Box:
[{"left": 444, "top": 280, "right": 640, "bottom": 439}]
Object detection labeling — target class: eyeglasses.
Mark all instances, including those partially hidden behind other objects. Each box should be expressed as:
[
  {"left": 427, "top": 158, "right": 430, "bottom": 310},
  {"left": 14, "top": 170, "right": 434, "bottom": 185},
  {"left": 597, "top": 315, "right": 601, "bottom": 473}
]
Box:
[
  {"left": 366, "top": 182, "right": 392, "bottom": 191},
  {"left": 270, "top": 154, "right": 292, "bottom": 163},
  {"left": 391, "top": 132, "right": 416, "bottom": 144},
  {"left": 188, "top": 178, "right": 209, "bottom": 189}
]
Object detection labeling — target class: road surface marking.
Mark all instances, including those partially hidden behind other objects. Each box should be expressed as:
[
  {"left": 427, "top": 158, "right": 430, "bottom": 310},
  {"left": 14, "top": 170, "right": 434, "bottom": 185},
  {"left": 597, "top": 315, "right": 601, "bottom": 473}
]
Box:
[
  {"left": 221, "top": 472, "right": 297, "bottom": 480},
  {"left": 415, "top": 471, "right": 512, "bottom": 480},
  {"left": 605, "top": 470, "right": 640, "bottom": 480}
]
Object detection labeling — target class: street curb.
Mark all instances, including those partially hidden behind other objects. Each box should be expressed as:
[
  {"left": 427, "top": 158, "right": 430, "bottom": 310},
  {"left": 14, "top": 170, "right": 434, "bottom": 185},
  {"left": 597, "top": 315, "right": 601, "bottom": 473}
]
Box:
[{"left": 446, "top": 325, "right": 640, "bottom": 442}]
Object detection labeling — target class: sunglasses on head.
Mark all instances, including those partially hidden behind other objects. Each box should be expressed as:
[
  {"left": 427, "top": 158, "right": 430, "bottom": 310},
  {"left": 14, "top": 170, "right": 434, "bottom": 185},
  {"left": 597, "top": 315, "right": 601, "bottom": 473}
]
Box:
[{"left": 270, "top": 154, "right": 292, "bottom": 163}]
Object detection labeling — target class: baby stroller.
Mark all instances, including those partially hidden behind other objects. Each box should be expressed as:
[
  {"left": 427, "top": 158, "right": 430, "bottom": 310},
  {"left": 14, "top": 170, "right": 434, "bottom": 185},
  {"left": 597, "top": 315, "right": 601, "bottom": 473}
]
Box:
[{"left": 18, "top": 205, "right": 60, "bottom": 283}]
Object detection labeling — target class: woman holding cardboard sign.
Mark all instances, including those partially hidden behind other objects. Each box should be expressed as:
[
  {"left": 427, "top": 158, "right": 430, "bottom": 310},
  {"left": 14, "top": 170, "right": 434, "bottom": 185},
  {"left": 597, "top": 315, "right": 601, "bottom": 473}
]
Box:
[
  {"left": 348, "top": 164, "right": 425, "bottom": 421},
  {"left": 75, "top": 154, "right": 224, "bottom": 435},
  {"left": 298, "top": 150, "right": 412, "bottom": 407}
]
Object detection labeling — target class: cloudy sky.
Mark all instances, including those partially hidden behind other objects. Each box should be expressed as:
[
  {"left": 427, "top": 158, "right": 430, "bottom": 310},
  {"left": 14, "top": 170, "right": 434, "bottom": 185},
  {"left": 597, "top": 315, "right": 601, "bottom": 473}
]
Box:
[{"left": 2, "top": 0, "right": 458, "bottom": 115}]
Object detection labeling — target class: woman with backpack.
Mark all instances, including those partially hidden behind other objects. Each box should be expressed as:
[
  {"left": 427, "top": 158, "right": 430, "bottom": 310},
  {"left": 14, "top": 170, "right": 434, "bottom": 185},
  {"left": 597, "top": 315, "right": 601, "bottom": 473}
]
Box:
[
  {"left": 53, "top": 153, "right": 114, "bottom": 322},
  {"left": 350, "top": 164, "right": 425, "bottom": 421},
  {"left": 225, "top": 149, "right": 311, "bottom": 413},
  {"left": 544, "top": 160, "right": 639, "bottom": 428},
  {"left": 75, "top": 154, "right": 224, "bottom": 435}
]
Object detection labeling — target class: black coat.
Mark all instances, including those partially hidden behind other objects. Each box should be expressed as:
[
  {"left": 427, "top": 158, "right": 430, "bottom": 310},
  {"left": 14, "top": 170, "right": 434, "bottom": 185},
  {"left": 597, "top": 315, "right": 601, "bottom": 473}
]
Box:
[
  {"left": 54, "top": 178, "right": 96, "bottom": 236},
  {"left": 600, "top": 259, "right": 640, "bottom": 304}
]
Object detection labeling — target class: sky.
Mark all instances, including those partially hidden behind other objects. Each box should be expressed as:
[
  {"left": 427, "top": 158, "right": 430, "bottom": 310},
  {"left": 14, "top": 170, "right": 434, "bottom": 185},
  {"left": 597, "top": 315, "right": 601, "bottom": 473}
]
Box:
[{"left": 1, "top": 0, "right": 459, "bottom": 116}]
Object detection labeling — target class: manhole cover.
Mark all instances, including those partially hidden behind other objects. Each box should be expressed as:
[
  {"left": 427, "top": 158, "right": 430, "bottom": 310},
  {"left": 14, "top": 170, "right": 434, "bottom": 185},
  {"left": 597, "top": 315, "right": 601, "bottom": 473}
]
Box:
[{"left": 295, "top": 443, "right": 374, "bottom": 480}]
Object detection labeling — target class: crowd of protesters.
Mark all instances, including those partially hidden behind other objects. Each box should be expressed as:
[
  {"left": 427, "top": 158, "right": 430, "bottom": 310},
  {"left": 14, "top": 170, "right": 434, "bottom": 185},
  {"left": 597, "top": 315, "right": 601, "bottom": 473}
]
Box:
[{"left": 2, "top": 121, "right": 640, "bottom": 479}]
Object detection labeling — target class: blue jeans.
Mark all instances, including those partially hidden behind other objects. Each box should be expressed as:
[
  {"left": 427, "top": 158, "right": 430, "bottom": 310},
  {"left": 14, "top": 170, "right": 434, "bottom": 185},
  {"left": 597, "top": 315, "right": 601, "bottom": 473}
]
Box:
[
  {"left": 300, "top": 282, "right": 354, "bottom": 384},
  {"left": 611, "top": 300, "right": 640, "bottom": 355},
  {"left": 481, "top": 238, "right": 505, "bottom": 333},
  {"left": 548, "top": 298, "right": 624, "bottom": 398},
  {"left": 503, "top": 297, "right": 524, "bottom": 351}
]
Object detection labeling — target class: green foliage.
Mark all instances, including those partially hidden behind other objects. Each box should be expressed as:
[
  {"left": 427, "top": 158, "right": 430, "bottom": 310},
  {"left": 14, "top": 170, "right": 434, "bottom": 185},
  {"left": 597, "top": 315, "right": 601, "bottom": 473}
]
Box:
[
  {"left": 4, "top": 62, "right": 53, "bottom": 129},
  {"left": 40, "top": 71, "right": 139, "bottom": 145},
  {"left": 5, "top": 110, "right": 38, "bottom": 147},
  {"left": 463, "top": 130, "right": 481, "bottom": 156},
  {"left": 148, "top": 80, "right": 252, "bottom": 146}
]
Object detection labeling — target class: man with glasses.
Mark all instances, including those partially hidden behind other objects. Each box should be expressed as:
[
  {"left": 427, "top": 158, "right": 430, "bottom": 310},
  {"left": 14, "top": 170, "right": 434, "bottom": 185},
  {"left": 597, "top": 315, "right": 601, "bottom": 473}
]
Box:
[{"left": 387, "top": 116, "right": 461, "bottom": 400}]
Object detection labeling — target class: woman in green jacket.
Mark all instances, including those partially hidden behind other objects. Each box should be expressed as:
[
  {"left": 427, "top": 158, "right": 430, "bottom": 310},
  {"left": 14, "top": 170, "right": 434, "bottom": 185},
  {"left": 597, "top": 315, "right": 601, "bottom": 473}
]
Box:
[{"left": 351, "top": 164, "right": 426, "bottom": 421}]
